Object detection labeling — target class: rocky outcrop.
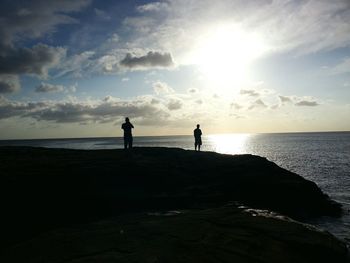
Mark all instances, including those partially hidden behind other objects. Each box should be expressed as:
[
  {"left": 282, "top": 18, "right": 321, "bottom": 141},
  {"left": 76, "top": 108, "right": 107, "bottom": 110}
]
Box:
[
  {"left": 0, "top": 146, "right": 347, "bottom": 261},
  {"left": 1, "top": 206, "right": 348, "bottom": 263}
]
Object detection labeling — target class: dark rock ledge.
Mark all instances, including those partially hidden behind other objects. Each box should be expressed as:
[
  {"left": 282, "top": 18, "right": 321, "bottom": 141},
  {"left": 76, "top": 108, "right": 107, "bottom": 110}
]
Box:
[{"left": 0, "top": 146, "right": 348, "bottom": 262}]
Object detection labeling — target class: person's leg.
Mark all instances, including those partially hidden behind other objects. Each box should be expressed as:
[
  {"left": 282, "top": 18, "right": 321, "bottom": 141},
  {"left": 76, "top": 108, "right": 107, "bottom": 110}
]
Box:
[
  {"left": 198, "top": 144, "right": 201, "bottom": 151},
  {"left": 129, "top": 137, "right": 133, "bottom": 148},
  {"left": 124, "top": 137, "right": 127, "bottom": 149}
]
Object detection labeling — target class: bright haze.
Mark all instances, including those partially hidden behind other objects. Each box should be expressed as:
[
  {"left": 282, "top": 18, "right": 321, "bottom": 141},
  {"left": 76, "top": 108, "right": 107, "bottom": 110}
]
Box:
[{"left": 0, "top": 0, "right": 349, "bottom": 139}]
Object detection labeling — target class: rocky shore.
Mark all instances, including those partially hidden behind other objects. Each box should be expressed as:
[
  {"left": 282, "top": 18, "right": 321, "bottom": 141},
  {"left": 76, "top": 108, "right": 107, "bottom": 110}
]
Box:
[{"left": 0, "top": 146, "right": 348, "bottom": 262}]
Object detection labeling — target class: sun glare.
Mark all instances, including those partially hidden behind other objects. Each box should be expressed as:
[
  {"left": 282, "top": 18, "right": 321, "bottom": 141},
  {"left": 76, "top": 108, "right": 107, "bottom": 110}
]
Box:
[
  {"left": 193, "top": 24, "right": 267, "bottom": 90},
  {"left": 208, "top": 133, "right": 250, "bottom": 154}
]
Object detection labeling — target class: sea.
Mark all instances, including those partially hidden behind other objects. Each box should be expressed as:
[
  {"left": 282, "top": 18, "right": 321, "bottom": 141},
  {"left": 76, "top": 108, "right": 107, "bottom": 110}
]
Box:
[{"left": 1, "top": 132, "right": 349, "bottom": 245}]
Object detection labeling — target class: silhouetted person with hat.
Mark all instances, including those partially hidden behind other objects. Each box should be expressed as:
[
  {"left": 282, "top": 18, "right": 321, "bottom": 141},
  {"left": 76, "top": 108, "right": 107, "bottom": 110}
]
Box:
[
  {"left": 121, "top": 117, "right": 134, "bottom": 149},
  {"left": 194, "top": 124, "right": 202, "bottom": 151}
]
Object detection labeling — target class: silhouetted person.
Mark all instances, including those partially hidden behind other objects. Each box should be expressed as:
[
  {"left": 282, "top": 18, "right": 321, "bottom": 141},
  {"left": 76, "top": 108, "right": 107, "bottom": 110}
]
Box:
[
  {"left": 194, "top": 124, "right": 202, "bottom": 151},
  {"left": 121, "top": 117, "right": 134, "bottom": 149}
]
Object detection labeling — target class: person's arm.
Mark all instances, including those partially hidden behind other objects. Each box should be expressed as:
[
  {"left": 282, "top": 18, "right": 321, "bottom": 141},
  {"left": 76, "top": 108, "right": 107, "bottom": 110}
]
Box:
[{"left": 131, "top": 123, "right": 134, "bottom": 128}]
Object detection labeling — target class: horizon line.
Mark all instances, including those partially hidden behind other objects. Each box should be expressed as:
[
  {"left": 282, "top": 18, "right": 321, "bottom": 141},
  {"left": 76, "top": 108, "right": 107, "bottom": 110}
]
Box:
[{"left": 0, "top": 130, "right": 349, "bottom": 141}]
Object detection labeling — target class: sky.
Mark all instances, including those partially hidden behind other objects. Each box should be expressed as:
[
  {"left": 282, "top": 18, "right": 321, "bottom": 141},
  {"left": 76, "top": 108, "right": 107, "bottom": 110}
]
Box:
[{"left": 0, "top": 0, "right": 350, "bottom": 139}]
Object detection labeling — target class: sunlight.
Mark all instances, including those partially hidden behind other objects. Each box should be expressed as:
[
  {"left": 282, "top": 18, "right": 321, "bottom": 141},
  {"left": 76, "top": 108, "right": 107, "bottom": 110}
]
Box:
[
  {"left": 192, "top": 24, "right": 267, "bottom": 91},
  {"left": 208, "top": 133, "right": 250, "bottom": 154}
]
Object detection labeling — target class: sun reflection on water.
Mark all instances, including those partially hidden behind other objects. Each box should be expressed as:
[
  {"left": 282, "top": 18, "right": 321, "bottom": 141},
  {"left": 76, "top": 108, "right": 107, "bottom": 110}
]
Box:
[{"left": 206, "top": 133, "right": 250, "bottom": 154}]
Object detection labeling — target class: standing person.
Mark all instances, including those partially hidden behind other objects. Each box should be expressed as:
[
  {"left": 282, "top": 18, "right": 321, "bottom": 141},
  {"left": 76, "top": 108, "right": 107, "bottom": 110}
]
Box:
[
  {"left": 194, "top": 124, "right": 202, "bottom": 151},
  {"left": 121, "top": 117, "right": 134, "bottom": 149}
]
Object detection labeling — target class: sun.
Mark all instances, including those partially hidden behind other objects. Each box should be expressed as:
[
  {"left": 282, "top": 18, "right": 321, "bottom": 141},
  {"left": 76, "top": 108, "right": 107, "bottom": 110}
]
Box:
[{"left": 192, "top": 24, "right": 267, "bottom": 91}]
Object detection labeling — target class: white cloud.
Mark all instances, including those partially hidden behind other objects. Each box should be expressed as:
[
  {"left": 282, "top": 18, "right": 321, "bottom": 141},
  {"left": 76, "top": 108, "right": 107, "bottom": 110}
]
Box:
[
  {"left": 121, "top": 0, "right": 350, "bottom": 66},
  {"left": 55, "top": 51, "right": 95, "bottom": 78},
  {"left": 330, "top": 57, "right": 350, "bottom": 75},
  {"left": 248, "top": 99, "right": 267, "bottom": 110},
  {"left": 153, "top": 81, "right": 174, "bottom": 95},
  {"left": 230, "top": 102, "right": 243, "bottom": 110},
  {"left": 136, "top": 2, "right": 170, "bottom": 13},
  {"left": 240, "top": 89, "right": 260, "bottom": 97}
]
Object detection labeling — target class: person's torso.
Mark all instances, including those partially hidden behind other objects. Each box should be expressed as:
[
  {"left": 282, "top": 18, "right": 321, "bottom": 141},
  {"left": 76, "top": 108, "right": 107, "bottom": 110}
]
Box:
[
  {"left": 194, "top": 128, "right": 202, "bottom": 137},
  {"left": 122, "top": 123, "right": 133, "bottom": 135}
]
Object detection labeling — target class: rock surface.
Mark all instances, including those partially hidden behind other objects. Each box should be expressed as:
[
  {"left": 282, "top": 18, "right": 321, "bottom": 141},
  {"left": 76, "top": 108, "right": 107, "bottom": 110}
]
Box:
[
  {"left": 0, "top": 146, "right": 347, "bottom": 262},
  {"left": 1, "top": 206, "right": 348, "bottom": 263}
]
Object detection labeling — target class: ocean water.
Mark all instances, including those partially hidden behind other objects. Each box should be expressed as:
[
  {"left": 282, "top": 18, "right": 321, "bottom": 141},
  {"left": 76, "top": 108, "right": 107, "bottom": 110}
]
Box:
[{"left": 1, "top": 132, "right": 349, "bottom": 244}]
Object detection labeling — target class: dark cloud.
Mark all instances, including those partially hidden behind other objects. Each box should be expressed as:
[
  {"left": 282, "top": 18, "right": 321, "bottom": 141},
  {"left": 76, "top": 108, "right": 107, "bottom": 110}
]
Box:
[
  {"left": 295, "top": 100, "right": 319, "bottom": 106},
  {"left": 188, "top": 88, "right": 198, "bottom": 94},
  {"left": 0, "top": 0, "right": 89, "bottom": 92},
  {"left": 279, "top": 95, "right": 293, "bottom": 103},
  {"left": 0, "top": 44, "right": 66, "bottom": 77},
  {"left": 120, "top": 51, "right": 174, "bottom": 70},
  {"left": 35, "top": 82, "right": 65, "bottom": 93},
  {"left": 167, "top": 99, "right": 182, "bottom": 110},
  {"left": 240, "top": 89, "right": 260, "bottom": 97},
  {"left": 0, "top": 0, "right": 91, "bottom": 47},
  {"left": 0, "top": 96, "right": 170, "bottom": 125},
  {"left": 0, "top": 74, "right": 20, "bottom": 93}
]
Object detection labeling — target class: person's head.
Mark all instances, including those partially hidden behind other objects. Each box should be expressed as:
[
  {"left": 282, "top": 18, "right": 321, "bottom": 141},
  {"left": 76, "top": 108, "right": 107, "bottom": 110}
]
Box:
[
  {"left": 125, "top": 117, "right": 130, "bottom": 123},
  {"left": 197, "top": 124, "right": 200, "bottom": 128}
]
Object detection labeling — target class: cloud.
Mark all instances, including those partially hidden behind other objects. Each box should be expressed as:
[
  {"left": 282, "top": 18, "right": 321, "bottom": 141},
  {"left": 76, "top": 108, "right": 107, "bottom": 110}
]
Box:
[
  {"left": 279, "top": 95, "right": 293, "bottom": 103},
  {"left": 295, "top": 100, "right": 320, "bottom": 107},
  {"left": 123, "top": 16, "right": 156, "bottom": 33},
  {"left": 0, "top": 44, "right": 66, "bottom": 77},
  {"left": 240, "top": 89, "right": 260, "bottom": 97},
  {"left": 94, "top": 8, "right": 111, "bottom": 20},
  {"left": 120, "top": 51, "right": 174, "bottom": 70},
  {"left": 248, "top": 99, "right": 267, "bottom": 110},
  {"left": 167, "top": 99, "right": 182, "bottom": 110},
  {"left": 0, "top": 96, "right": 170, "bottom": 125},
  {"left": 230, "top": 102, "right": 243, "bottom": 110},
  {"left": 330, "top": 57, "right": 350, "bottom": 75},
  {"left": 136, "top": 2, "right": 170, "bottom": 13},
  {"left": 278, "top": 95, "right": 320, "bottom": 107},
  {"left": 122, "top": 0, "right": 350, "bottom": 66},
  {"left": 54, "top": 51, "right": 95, "bottom": 78},
  {"left": 188, "top": 88, "right": 199, "bottom": 94},
  {"left": 153, "top": 81, "right": 174, "bottom": 95},
  {"left": 0, "top": 0, "right": 91, "bottom": 47},
  {"left": 35, "top": 82, "right": 65, "bottom": 93},
  {"left": 0, "top": 75, "right": 20, "bottom": 93}
]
